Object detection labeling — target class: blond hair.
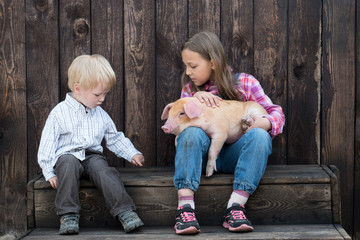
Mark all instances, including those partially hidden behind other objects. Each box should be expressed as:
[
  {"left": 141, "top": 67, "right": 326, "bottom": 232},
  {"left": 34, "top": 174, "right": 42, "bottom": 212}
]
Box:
[
  {"left": 68, "top": 54, "right": 116, "bottom": 91},
  {"left": 181, "top": 31, "right": 239, "bottom": 101}
]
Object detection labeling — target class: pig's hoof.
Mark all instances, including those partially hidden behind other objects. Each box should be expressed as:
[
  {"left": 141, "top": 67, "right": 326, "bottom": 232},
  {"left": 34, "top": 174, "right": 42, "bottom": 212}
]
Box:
[
  {"left": 206, "top": 167, "right": 215, "bottom": 177},
  {"left": 241, "top": 116, "right": 254, "bottom": 131}
]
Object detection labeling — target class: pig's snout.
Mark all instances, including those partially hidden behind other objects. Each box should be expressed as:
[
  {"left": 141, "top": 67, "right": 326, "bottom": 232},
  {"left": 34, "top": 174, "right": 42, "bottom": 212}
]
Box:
[{"left": 161, "top": 121, "right": 173, "bottom": 134}]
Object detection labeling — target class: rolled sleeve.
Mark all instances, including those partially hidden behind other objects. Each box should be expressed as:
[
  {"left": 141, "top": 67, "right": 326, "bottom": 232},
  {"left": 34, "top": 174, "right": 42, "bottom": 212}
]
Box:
[{"left": 264, "top": 110, "right": 285, "bottom": 137}]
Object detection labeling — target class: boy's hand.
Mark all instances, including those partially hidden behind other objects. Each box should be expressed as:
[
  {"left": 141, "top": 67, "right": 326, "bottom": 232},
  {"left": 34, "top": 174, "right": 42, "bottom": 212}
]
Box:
[
  {"left": 49, "top": 176, "right": 58, "bottom": 189},
  {"left": 131, "top": 154, "right": 145, "bottom": 167},
  {"left": 194, "top": 91, "right": 222, "bottom": 108}
]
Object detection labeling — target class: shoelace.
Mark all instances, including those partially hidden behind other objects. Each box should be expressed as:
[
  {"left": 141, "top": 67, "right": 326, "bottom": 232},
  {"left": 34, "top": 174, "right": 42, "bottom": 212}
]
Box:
[
  {"left": 181, "top": 211, "right": 196, "bottom": 222},
  {"left": 231, "top": 209, "right": 247, "bottom": 220},
  {"left": 61, "top": 215, "right": 79, "bottom": 223}
]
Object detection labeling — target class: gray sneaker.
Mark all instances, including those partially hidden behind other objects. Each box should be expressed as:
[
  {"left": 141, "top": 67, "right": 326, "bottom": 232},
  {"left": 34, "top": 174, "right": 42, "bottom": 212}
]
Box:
[
  {"left": 117, "top": 210, "right": 144, "bottom": 233},
  {"left": 59, "top": 214, "right": 80, "bottom": 235}
]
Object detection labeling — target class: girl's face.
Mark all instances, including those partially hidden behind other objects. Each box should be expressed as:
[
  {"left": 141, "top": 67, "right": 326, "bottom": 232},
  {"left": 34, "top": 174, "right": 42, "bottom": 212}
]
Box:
[
  {"left": 73, "top": 82, "right": 109, "bottom": 109},
  {"left": 182, "top": 49, "right": 215, "bottom": 86}
]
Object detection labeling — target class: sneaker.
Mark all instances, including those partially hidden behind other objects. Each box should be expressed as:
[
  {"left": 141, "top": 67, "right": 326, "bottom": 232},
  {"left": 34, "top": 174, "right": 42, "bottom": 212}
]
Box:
[
  {"left": 117, "top": 210, "right": 144, "bottom": 233},
  {"left": 223, "top": 203, "right": 253, "bottom": 232},
  {"left": 174, "top": 204, "right": 200, "bottom": 235},
  {"left": 59, "top": 213, "right": 80, "bottom": 235}
]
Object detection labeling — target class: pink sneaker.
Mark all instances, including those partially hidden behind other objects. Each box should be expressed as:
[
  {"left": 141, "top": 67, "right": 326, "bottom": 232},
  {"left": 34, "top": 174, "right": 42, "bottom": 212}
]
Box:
[
  {"left": 174, "top": 204, "right": 200, "bottom": 235},
  {"left": 223, "top": 203, "right": 254, "bottom": 232}
]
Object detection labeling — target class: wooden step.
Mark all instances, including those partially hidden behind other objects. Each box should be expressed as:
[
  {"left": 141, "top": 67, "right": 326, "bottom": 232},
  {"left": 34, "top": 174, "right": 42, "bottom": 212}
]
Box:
[
  {"left": 27, "top": 165, "right": 341, "bottom": 228},
  {"left": 26, "top": 165, "right": 351, "bottom": 239},
  {"left": 21, "top": 225, "right": 351, "bottom": 240}
]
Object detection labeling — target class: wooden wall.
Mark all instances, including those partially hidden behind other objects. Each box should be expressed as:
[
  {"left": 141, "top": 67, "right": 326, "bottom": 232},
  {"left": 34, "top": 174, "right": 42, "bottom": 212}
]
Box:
[{"left": 0, "top": 0, "right": 358, "bottom": 239}]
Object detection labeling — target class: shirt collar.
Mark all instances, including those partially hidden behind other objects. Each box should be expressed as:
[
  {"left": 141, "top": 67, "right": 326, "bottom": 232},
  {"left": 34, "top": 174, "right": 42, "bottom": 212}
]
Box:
[
  {"left": 65, "top": 92, "right": 92, "bottom": 114},
  {"left": 203, "top": 80, "right": 214, "bottom": 90}
]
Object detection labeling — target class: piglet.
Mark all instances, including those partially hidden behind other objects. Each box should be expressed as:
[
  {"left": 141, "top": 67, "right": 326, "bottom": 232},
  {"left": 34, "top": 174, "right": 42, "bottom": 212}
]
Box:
[{"left": 161, "top": 97, "right": 268, "bottom": 177}]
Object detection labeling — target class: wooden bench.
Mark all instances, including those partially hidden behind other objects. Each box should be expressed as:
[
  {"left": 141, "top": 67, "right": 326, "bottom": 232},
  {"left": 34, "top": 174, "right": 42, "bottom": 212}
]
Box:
[{"left": 25, "top": 165, "right": 351, "bottom": 239}]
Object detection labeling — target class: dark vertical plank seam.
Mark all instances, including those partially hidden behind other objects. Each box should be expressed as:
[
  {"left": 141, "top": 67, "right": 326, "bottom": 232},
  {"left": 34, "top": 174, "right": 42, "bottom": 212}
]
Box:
[
  {"left": 154, "top": 0, "right": 158, "bottom": 166},
  {"left": 23, "top": 0, "right": 30, "bottom": 230},
  {"left": 252, "top": 0, "right": 255, "bottom": 89},
  {"left": 353, "top": 0, "right": 358, "bottom": 237},
  {"left": 320, "top": 0, "right": 324, "bottom": 166},
  {"left": 25, "top": 0, "right": 29, "bottom": 183},
  {"left": 122, "top": 0, "right": 126, "bottom": 134},
  {"left": 219, "top": 0, "right": 222, "bottom": 40},
  {"left": 57, "top": 1, "right": 61, "bottom": 102},
  {"left": 89, "top": 0, "right": 92, "bottom": 54},
  {"left": 186, "top": 0, "right": 189, "bottom": 38},
  {"left": 285, "top": 0, "right": 289, "bottom": 164}
]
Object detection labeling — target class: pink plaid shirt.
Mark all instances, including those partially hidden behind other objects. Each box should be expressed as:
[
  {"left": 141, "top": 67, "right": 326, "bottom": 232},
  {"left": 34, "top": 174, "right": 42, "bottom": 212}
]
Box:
[{"left": 181, "top": 72, "right": 285, "bottom": 137}]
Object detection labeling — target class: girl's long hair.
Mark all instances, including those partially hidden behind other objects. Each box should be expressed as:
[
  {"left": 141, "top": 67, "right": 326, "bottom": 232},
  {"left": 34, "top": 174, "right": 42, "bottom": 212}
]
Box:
[{"left": 181, "top": 31, "right": 239, "bottom": 101}]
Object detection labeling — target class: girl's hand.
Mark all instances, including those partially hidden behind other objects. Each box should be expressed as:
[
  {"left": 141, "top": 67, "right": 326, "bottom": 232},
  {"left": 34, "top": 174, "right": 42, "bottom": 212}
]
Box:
[
  {"left": 48, "top": 176, "right": 58, "bottom": 189},
  {"left": 131, "top": 154, "right": 145, "bottom": 167},
  {"left": 194, "top": 91, "right": 222, "bottom": 108}
]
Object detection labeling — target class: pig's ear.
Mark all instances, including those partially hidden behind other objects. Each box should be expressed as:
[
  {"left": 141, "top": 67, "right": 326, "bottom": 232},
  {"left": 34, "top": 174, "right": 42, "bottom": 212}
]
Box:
[
  {"left": 161, "top": 103, "right": 174, "bottom": 120},
  {"left": 184, "top": 101, "right": 202, "bottom": 119}
]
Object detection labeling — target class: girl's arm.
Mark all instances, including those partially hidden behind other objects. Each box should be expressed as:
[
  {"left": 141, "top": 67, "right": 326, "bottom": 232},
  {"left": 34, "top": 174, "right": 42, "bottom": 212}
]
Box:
[
  {"left": 245, "top": 116, "right": 272, "bottom": 133},
  {"left": 245, "top": 77, "right": 285, "bottom": 137}
]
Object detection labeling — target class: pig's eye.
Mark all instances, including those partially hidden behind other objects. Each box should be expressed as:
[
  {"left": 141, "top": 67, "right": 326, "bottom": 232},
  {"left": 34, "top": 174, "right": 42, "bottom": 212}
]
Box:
[{"left": 179, "top": 112, "right": 185, "bottom": 117}]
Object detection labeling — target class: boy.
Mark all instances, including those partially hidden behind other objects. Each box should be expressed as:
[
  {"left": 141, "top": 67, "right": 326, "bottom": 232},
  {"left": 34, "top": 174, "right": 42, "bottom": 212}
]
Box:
[{"left": 37, "top": 54, "right": 144, "bottom": 235}]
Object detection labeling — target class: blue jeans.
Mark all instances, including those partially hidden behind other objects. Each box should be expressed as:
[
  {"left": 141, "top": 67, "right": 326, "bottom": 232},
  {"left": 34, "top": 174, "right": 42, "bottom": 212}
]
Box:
[{"left": 174, "top": 127, "right": 272, "bottom": 194}]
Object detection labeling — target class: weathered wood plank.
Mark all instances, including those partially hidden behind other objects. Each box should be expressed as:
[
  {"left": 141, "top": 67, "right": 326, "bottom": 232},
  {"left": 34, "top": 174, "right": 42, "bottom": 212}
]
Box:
[
  {"left": 253, "top": 0, "right": 287, "bottom": 165},
  {"left": 33, "top": 165, "right": 331, "bottom": 189},
  {"left": 25, "top": 0, "right": 59, "bottom": 180},
  {"left": 221, "top": 0, "right": 254, "bottom": 75},
  {"left": 322, "top": 0, "right": 355, "bottom": 234},
  {"left": 156, "top": 0, "right": 187, "bottom": 166},
  {"left": 33, "top": 183, "right": 333, "bottom": 227},
  {"left": 23, "top": 225, "right": 350, "bottom": 240},
  {"left": 32, "top": 165, "right": 334, "bottom": 227},
  {"left": 124, "top": 0, "right": 156, "bottom": 166},
  {"left": 59, "top": 0, "right": 91, "bottom": 101},
  {"left": 355, "top": 1, "right": 360, "bottom": 239},
  {"left": 334, "top": 224, "right": 352, "bottom": 240},
  {"left": 27, "top": 174, "right": 42, "bottom": 230},
  {"left": 325, "top": 165, "right": 341, "bottom": 225},
  {"left": 288, "top": 0, "right": 322, "bottom": 164},
  {"left": 34, "top": 165, "right": 331, "bottom": 189},
  {"left": 0, "top": 0, "right": 27, "bottom": 236},
  {"left": 91, "top": 0, "right": 125, "bottom": 168},
  {"left": 188, "top": 0, "right": 220, "bottom": 36}
]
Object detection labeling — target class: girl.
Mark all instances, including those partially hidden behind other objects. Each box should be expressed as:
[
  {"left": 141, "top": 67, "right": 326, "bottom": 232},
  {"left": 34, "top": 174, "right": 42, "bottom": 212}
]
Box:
[{"left": 173, "top": 31, "right": 285, "bottom": 235}]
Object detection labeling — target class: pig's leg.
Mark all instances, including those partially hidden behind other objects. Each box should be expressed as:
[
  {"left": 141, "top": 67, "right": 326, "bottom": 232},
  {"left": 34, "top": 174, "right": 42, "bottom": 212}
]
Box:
[
  {"left": 206, "top": 134, "right": 227, "bottom": 177},
  {"left": 240, "top": 114, "right": 255, "bottom": 132}
]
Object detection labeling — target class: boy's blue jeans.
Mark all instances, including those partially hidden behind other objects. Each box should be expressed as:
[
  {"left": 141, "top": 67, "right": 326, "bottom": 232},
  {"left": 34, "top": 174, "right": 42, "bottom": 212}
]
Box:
[{"left": 174, "top": 127, "right": 272, "bottom": 195}]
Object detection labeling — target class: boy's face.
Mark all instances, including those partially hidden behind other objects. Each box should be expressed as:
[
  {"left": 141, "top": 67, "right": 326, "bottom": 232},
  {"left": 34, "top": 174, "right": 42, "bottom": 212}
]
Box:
[{"left": 73, "top": 82, "right": 109, "bottom": 109}]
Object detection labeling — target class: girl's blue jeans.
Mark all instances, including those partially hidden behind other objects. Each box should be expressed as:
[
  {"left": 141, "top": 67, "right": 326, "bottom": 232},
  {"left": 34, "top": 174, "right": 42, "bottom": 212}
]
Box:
[{"left": 174, "top": 127, "right": 272, "bottom": 195}]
